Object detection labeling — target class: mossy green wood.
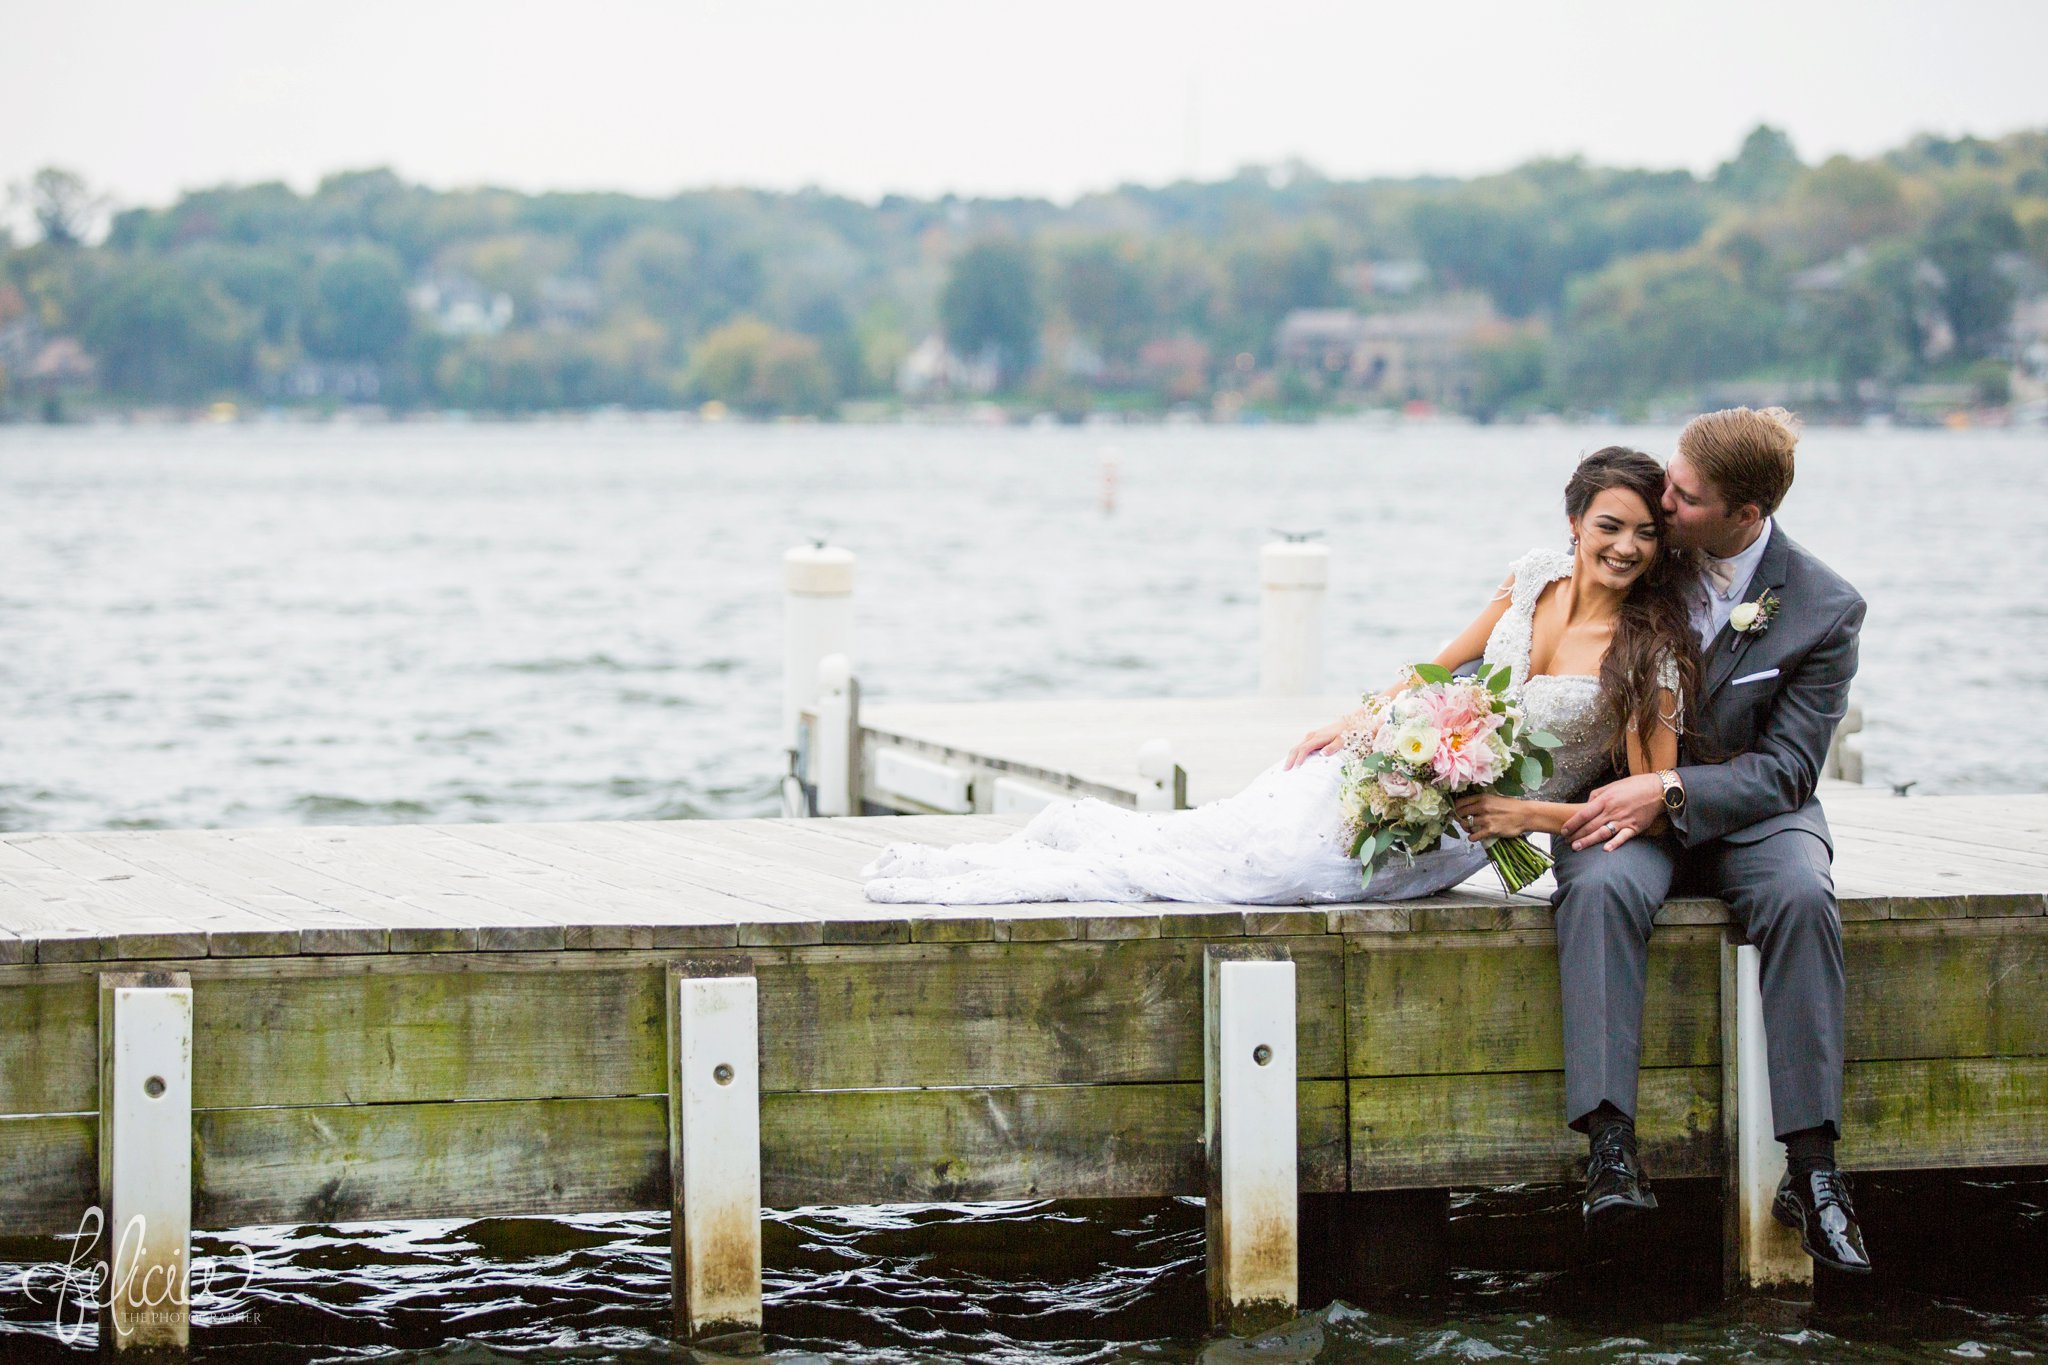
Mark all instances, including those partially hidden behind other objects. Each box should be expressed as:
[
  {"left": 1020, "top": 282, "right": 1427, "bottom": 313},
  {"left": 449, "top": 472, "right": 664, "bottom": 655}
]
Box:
[
  {"left": 762, "top": 1080, "right": 1348, "bottom": 1204},
  {"left": 0, "top": 979, "right": 97, "bottom": 1113},
  {"left": 1842, "top": 919, "right": 2048, "bottom": 1060},
  {"left": 0, "top": 1112, "right": 94, "bottom": 1234},
  {"left": 23, "top": 939, "right": 1346, "bottom": 1112},
  {"left": 758, "top": 937, "right": 1346, "bottom": 1090},
  {"left": 1837, "top": 1057, "right": 2048, "bottom": 1169},
  {"left": 180, "top": 1082, "right": 1349, "bottom": 1228},
  {"left": 1349, "top": 1067, "right": 1723, "bottom": 1188},
  {"left": 1344, "top": 929, "right": 1724, "bottom": 1077}
]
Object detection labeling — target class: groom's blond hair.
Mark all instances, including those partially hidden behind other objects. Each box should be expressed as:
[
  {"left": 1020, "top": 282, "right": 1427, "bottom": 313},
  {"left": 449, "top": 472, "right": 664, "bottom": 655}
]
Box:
[{"left": 1677, "top": 406, "right": 1800, "bottom": 517}]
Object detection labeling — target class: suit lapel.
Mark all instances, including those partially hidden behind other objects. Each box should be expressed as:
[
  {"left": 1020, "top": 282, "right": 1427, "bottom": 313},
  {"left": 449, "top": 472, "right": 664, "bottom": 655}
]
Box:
[{"left": 1702, "top": 526, "right": 1793, "bottom": 701}]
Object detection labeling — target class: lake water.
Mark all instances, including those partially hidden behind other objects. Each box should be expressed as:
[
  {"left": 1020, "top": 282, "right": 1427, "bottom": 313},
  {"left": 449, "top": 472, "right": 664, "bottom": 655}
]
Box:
[{"left": 2, "top": 419, "right": 2045, "bottom": 1361}]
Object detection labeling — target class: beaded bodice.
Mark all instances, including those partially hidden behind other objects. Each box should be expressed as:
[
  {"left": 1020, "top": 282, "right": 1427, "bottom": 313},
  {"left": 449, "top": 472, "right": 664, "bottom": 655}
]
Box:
[{"left": 1482, "top": 548, "right": 1618, "bottom": 800}]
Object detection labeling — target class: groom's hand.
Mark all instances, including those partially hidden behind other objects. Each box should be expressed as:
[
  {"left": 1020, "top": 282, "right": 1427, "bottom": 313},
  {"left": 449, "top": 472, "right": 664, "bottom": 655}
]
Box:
[
  {"left": 1563, "top": 774, "right": 1665, "bottom": 851},
  {"left": 1285, "top": 720, "right": 1345, "bottom": 770}
]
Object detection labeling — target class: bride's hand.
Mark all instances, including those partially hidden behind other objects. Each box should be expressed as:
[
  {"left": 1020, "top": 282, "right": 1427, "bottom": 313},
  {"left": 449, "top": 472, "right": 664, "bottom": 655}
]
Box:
[
  {"left": 1284, "top": 720, "right": 1345, "bottom": 770},
  {"left": 1454, "top": 794, "right": 1528, "bottom": 840}
]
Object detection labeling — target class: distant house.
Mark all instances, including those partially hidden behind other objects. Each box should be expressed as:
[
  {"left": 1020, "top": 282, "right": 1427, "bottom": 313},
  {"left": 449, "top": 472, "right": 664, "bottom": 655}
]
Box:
[
  {"left": 268, "top": 361, "right": 382, "bottom": 401},
  {"left": 1339, "top": 259, "right": 1429, "bottom": 297},
  {"left": 408, "top": 274, "right": 514, "bottom": 336},
  {"left": 1276, "top": 298, "right": 1499, "bottom": 407},
  {"left": 896, "top": 334, "right": 998, "bottom": 397}
]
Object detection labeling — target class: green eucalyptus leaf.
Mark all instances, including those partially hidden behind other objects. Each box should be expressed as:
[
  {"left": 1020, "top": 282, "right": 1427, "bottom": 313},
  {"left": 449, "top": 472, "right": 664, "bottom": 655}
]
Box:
[
  {"left": 1527, "top": 730, "right": 1562, "bottom": 750},
  {"left": 1487, "top": 666, "right": 1512, "bottom": 694},
  {"left": 1412, "top": 662, "right": 1453, "bottom": 685}
]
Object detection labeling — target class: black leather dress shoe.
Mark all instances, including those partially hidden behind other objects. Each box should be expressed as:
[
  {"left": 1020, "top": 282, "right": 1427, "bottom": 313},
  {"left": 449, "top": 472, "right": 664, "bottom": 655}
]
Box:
[
  {"left": 1772, "top": 1167, "right": 1873, "bottom": 1273},
  {"left": 1582, "top": 1126, "right": 1658, "bottom": 1229}
]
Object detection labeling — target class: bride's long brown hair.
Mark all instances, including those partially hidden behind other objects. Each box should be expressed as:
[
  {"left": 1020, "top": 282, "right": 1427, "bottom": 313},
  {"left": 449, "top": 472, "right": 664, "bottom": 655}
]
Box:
[{"left": 1565, "top": 447, "right": 1703, "bottom": 765}]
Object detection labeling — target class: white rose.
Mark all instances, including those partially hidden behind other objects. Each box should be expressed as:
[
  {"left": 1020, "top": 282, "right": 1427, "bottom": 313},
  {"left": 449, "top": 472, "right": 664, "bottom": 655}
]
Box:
[{"left": 1730, "top": 601, "right": 1760, "bottom": 632}]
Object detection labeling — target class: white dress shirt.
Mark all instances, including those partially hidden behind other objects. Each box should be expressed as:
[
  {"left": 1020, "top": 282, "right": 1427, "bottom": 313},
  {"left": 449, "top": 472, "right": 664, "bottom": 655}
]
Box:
[{"left": 1695, "top": 517, "right": 1773, "bottom": 649}]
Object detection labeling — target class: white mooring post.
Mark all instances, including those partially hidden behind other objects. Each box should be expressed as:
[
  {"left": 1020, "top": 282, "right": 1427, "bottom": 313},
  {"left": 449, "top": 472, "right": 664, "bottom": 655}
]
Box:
[
  {"left": 1721, "top": 938, "right": 1812, "bottom": 1292},
  {"left": 665, "top": 959, "right": 763, "bottom": 1341},
  {"left": 811, "top": 653, "right": 858, "bottom": 817},
  {"left": 1135, "top": 738, "right": 1185, "bottom": 812},
  {"left": 783, "top": 543, "right": 856, "bottom": 751},
  {"left": 1259, "top": 540, "right": 1328, "bottom": 697},
  {"left": 1203, "top": 947, "right": 1299, "bottom": 1330},
  {"left": 98, "top": 970, "right": 193, "bottom": 1352}
]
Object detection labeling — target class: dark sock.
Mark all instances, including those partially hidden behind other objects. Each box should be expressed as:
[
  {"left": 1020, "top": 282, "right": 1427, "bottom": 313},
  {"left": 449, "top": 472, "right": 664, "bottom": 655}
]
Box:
[
  {"left": 1586, "top": 1101, "right": 1636, "bottom": 1148},
  {"left": 1784, "top": 1125, "right": 1836, "bottom": 1177}
]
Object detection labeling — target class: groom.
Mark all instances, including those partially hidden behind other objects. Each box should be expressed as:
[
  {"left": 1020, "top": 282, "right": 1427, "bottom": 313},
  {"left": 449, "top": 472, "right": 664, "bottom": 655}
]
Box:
[{"left": 1553, "top": 406, "right": 1873, "bottom": 1274}]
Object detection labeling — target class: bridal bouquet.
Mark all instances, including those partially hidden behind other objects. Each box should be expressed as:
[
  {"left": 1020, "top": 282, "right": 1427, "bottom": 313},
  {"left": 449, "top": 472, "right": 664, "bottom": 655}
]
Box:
[{"left": 1337, "top": 663, "right": 1560, "bottom": 895}]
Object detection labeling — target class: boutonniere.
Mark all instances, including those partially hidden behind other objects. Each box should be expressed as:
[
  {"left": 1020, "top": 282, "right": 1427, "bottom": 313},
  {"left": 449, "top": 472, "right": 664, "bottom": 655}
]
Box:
[{"left": 1729, "top": 588, "right": 1780, "bottom": 635}]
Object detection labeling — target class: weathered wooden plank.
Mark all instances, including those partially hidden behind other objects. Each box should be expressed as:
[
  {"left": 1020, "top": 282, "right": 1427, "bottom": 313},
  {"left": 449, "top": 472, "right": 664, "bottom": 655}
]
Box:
[
  {"left": 192, "top": 1096, "right": 671, "bottom": 1227},
  {"left": 1349, "top": 1066, "right": 1722, "bottom": 1189},
  {"left": 227, "top": 828, "right": 573, "bottom": 952},
  {"left": 0, "top": 875, "right": 118, "bottom": 962},
  {"left": 69, "top": 831, "right": 389, "bottom": 954},
  {"left": 498, "top": 823, "right": 828, "bottom": 945},
  {"left": 764, "top": 1080, "right": 1347, "bottom": 1204},
  {"left": 0, "top": 979, "right": 98, "bottom": 1114},
  {"left": 760, "top": 936, "right": 1348, "bottom": 1090},
  {"left": 380, "top": 826, "right": 729, "bottom": 951},
  {"left": 0, "top": 836, "right": 227, "bottom": 959},
  {"left": 0, "top": 1112, "right": 95, "bottom": 1236},
  {"left": 188, "top": 965, "right": 666, "bottom": 1109},
  {"left": 110, "top": 831, "right": 412, "bottom": 954},
  {"left": 13, "top": 833, "right": 302, "bottom": 958},
  {"left": 1345, "top": 929, "right": 1722, "bottom": 1077},
  {"left": 433, "top": 824, "right": 748, "bottom": 948},
  {"left": 188, "top": 1078, "right": 1348, "bottom": 1228},
  {"left": 1837, "top": 1056, "right": 2048, "bottom": 1171},
  {"left": 1844, "top": 918, "right": 2048, "bottom": 1061}
]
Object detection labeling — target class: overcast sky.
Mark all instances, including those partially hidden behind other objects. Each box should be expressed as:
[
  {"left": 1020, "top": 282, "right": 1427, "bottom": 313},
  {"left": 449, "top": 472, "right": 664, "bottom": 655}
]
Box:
[{"left": 7, "top": 0, "right": 2047, "bottom": 217}]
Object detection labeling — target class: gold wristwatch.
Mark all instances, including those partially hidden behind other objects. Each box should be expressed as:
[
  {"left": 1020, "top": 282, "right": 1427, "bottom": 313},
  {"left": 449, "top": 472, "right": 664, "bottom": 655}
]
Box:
[{"left": 1658, "top": 769, "right": 1686, "bottom": 812}]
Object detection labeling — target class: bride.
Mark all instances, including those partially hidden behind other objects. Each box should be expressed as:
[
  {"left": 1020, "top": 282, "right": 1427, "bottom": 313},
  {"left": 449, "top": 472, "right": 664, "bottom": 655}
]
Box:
[{"left": 861, "top": 448, "right": 1701, "bottom": 905}]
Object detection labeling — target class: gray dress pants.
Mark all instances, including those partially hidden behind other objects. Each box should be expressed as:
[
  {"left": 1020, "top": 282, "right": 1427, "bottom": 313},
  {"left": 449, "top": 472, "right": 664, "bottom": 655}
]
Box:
[{"left": 1548, "top": 827, "right": 1845, "bottom": 1140}]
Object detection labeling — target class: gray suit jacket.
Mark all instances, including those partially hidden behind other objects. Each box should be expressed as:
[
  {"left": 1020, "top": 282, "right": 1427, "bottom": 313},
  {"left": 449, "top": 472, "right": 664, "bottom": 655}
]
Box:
[{"left": 1670, "top": 527, "right": 1866, "bottom": 853}]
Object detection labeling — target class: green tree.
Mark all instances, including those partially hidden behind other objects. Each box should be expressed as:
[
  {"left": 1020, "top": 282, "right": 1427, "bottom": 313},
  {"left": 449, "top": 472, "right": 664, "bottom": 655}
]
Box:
[
  {"left": 9, "top": 167, "right": 108, "bottom": 247},
  {"left": 1714, "top": 126, "right": 1801, "bottom": 202},
  {"left": 1051, "top": 236, "right": 1155, "bottom": 363},
  {"left": 684, "top": 317, "right": 837, "bottom": 416},
  {"left": 303, "top": 246, "right": 410, "bottom": 362},
  {"left": 1922, "top": 192, "right": 2021, "bottom": 359},
  {"left": 81, "top": 258, "right": 248, "bottom": 399},
  {"left": 1557, "top": 250, "right": 1782, "bottom": 404},
  {"left": 940, "top": 239, "right": 1040, "bottom": 384}
]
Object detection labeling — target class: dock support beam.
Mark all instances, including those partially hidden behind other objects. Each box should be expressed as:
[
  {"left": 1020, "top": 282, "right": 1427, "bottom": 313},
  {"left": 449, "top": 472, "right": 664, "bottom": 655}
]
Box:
[
  {"left": 665, "top": 959, "right": 763, "bottom": 1341},
  {"left": 1259, "top": 540, "right": 1327, "bottom": 697},
  {"left": 1720, "top": 937, "right": 1812, "bottom": 1292},
  {"left": 98, "top": 970, "right": 193, "bottom": 1353},
  {"left": 783, "top": 542, "right": 855, "bottom": 751},
  {"left": 1204, "top": 947, "right": 1298, "bottom": 1331}
]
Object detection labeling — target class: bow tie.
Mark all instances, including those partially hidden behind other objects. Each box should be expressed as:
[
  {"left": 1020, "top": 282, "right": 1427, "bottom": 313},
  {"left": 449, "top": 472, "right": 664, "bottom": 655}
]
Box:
[{"left": 1704, "top": 557, "right": 1738, "bottom": 599}]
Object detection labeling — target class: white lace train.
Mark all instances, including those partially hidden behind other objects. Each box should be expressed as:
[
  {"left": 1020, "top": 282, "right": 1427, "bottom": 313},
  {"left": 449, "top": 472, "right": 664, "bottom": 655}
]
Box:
[{"left": 860, "top": 750, "right": 1489, "bottom": 905}]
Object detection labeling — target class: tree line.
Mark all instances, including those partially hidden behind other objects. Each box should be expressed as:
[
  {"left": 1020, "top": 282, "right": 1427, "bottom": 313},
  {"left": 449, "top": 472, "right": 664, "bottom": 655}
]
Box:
[{"left": 3, "top": 125, "right": 2044, "bottom": 418}]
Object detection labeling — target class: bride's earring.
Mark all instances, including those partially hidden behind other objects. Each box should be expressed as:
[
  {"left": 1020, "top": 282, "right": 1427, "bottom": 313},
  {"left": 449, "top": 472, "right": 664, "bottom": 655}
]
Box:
[{"left": 1569, "top": 534, "right": 1579, "bottom": 550}]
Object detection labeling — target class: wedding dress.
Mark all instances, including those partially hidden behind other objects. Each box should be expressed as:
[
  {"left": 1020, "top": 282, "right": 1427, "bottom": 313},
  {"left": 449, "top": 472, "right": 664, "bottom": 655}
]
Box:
[{"left": 861, "top": 548, "right": 1630, "bottom": 905}]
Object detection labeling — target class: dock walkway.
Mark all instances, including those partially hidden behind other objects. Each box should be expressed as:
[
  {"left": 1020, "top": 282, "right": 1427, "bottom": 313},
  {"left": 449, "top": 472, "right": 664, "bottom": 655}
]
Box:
[{"left": 3, "top": 794, "right": 2044, "bottom": 1347}]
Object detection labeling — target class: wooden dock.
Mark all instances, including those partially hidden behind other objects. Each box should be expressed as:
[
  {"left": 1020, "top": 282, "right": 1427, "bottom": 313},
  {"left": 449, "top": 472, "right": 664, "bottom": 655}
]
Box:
[{"left": 3, "top": 791, "right": 2044, "bottom": 1347}]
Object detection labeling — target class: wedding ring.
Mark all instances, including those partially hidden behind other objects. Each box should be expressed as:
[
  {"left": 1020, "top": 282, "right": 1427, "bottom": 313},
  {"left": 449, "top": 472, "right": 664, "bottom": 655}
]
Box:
[{"left": 1603, "top": 821, "right": 1618, "bottom": 834}]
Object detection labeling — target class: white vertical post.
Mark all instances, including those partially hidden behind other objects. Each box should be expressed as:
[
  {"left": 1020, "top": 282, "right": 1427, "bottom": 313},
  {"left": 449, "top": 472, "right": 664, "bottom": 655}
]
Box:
[
  {"left": 783, "top": 543, "right": 856, "bottom": 750},
  {"left": 1136, "top": 738, "right": 1181, "bottom": 812},
  {"left": 98, "top": 970, "right": 193, "bottom": 1352},
  {"left": 1204, "top": 949, "right": 1298, "bottom": 1330},
  {"left": 812, "top": 653, "right": 856, "bottom": 817},
  {"left": 1722, "top": 938, "right": 1811, "bottom": 1291},
  {"left": 666, "top": 960, "right": 763, "bottom": 1340},
  {"left": 1259, "top": 541, "right": 1327, "bottom": 696}
]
